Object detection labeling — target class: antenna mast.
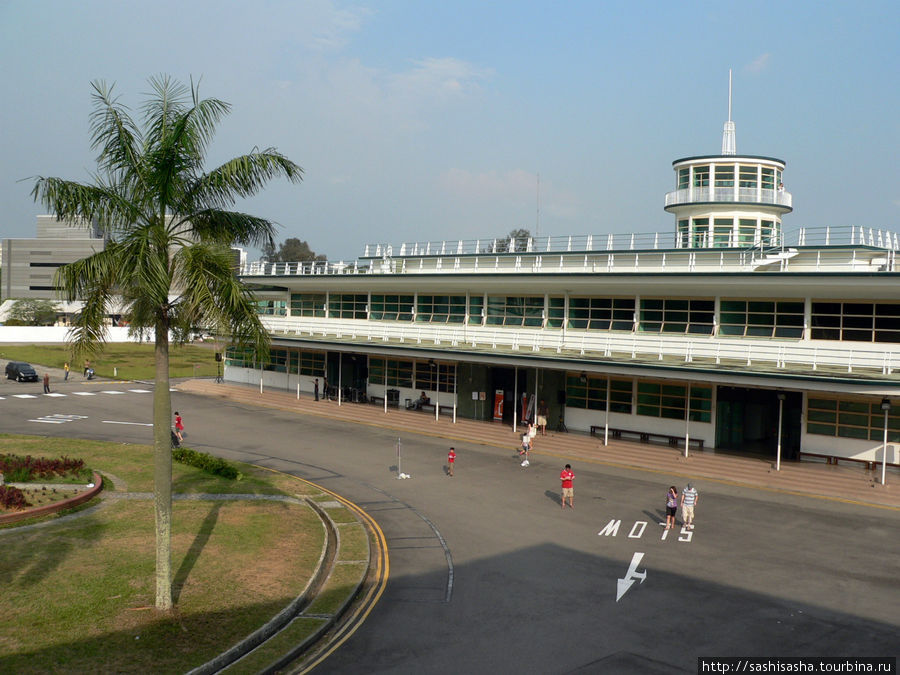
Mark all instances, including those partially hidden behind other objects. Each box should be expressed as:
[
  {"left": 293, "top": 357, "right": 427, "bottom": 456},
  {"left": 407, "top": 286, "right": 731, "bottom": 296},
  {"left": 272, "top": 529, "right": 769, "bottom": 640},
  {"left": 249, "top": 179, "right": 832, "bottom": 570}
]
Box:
[
  {"left": 721, "top": 69, "right": 736, "bottom": 155},
  {"left": 536, "top": 173, "right": 541, "bottom": 240}
]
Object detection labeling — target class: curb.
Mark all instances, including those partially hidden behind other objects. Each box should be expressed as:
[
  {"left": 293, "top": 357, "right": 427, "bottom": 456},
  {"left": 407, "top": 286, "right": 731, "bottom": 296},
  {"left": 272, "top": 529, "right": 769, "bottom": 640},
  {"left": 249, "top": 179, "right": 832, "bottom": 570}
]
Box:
[{"left": 0, "top": 471, "right": 103, "bottom": 524}]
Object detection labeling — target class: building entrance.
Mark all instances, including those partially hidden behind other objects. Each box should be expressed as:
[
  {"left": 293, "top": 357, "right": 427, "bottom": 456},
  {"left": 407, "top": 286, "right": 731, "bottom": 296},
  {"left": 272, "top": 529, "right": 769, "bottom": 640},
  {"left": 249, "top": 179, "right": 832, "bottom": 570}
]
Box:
[
  {"left": 489, "top": 367, "right": 527, "bottom": 425},
  {"left": 715, "top": 387, "right": 801, "bottom": 459}
]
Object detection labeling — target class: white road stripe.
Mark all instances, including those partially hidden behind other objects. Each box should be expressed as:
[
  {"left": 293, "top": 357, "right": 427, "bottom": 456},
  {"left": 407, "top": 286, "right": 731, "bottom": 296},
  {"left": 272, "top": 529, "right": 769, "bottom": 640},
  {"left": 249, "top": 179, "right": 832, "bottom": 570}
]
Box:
[
  {"left": 29, "top": 419, "right": 67, "bottom": 424},
  {"left": 102, "top": 390, "right": 125, "bottom": 395},
  {"left": 128, "top": 389, "right": 152, "bottom": 393},
  {"left": 102, "top": 420, "right": 153, "bottom": 426},
  {"left": 44, "top": 392, "right": 67, "bottom": 397},
  {"left": 72, "top": 392, "right": 96, "bottom": 396},
  {"left": 13, "top": 394, "right": 38, "bottom": 398}
]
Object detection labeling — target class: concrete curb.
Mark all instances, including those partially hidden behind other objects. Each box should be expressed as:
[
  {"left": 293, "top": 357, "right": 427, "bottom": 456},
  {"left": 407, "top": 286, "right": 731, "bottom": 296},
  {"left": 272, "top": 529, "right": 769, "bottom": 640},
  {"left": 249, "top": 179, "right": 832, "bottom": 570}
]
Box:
[{"left": 0, "top": 471, "right": 103, "bottom": 524}]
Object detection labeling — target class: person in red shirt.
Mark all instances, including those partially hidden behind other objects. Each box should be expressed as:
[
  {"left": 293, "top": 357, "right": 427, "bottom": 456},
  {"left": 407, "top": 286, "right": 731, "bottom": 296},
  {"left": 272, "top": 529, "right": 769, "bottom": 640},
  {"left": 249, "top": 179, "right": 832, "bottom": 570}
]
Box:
[
  {"left": 560, "top": 464, "right": 574, "bottom": 509},
  {"left": 447, "top": 447, "right": 456, "bottom": 477}
]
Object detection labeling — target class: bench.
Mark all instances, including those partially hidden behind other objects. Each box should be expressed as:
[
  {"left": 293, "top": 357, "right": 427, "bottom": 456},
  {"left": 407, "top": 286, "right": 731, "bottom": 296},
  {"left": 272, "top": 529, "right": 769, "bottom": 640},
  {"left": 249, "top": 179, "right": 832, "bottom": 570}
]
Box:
[
  {"left": 369, "top": 395, "right": 399, "bottom": 407},
  {"left": 420, "top": 403, "right": 455, "bottom": 416},
  {"left": 591, "top": 425, "right": 704, "bottom": 450},
  {"left": 800, "top": 452, "right": 879, "bottom": 471}
]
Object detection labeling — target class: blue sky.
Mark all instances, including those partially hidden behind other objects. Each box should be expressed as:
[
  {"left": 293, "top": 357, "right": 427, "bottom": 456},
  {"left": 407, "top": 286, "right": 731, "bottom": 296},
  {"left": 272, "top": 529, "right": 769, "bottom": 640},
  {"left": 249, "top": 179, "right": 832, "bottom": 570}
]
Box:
[{"left": 1, "top": 0, "right": 898, "bottom": 261}]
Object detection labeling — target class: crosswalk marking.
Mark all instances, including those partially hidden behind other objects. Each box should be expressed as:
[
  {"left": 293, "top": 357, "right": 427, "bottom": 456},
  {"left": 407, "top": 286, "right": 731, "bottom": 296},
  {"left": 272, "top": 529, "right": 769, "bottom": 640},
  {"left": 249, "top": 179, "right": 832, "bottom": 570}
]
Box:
[
  {"left": 44, "top": 392, "right": 67, "bottom": 397},
  {"left": 13, "top": 394, "right": 38, "bottom": 399},
  {"left": 72, "top": 392, "right": 96, "bottom": 396},
  {"left": 128, "top": 389, "right": 152, "bottom": 393},
  {"left": 102, "top": 390, "right": 125, "bottom": 395}
]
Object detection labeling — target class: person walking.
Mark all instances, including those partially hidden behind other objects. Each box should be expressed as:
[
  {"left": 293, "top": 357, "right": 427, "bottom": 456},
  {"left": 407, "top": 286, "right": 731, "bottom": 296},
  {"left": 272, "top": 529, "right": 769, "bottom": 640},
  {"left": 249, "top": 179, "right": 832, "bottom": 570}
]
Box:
[
  {"left": 83, "top": 359, "right": 91, "bottom": 377},
  {"left": 537, "top": 399, "right": 549, "bottom": 436},
  {"left": 665, "top": 485, "right": 678, "bottom": 529},
  {"left": 519, "top": 427, "right": 531, "bottom": 467},
  {"left": 63, "top": 361, "right": 69, "bottom": 381},
  {"left": 560, "top": 464, "right": 575, "bottom": 508},
  {"left": 447, "top": 447, "right": 456, "bottom": 477},
  {"left": 681, "top": 482, "right": 699, "bottom": 529},
  {"left": 174, "top": 411, "right": 185, "bottom": 444},
  {"left": 43, "top": 372, "right": 51, "bottom": 394},
  {"left": 314, "top": 378, "right": 319, "bottom": 401}
]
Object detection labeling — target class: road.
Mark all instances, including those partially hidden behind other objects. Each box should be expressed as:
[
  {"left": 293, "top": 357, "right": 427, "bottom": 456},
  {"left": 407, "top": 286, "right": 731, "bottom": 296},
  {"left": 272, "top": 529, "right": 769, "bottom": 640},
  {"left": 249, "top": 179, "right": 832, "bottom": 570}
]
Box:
[{"left": 1, "top": 375, "right": 897, "bottom": 674}]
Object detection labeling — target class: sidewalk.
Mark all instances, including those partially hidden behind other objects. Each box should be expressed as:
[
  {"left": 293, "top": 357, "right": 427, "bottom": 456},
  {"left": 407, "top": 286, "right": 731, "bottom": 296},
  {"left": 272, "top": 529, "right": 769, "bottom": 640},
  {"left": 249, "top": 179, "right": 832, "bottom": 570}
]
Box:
[{"left": 177, "top": 379, "right": 900, "bottom": 510}]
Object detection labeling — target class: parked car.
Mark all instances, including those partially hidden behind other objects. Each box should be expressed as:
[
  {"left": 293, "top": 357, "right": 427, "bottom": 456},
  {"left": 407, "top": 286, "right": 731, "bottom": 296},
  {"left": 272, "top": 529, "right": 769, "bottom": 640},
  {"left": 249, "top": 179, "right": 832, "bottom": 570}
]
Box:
[{"left": 5, "top": 361, "right": 39, "bottom": 382}]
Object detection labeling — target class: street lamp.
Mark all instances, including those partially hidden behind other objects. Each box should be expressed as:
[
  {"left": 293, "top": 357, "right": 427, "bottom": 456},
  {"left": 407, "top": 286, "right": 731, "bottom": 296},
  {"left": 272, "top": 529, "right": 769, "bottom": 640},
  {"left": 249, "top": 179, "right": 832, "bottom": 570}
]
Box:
[
  {"left": 881, "top": 398, "right": 891, "bottom": 485},
  {"left": 776, "top": 392, "right": 786, "bottom": 471}
]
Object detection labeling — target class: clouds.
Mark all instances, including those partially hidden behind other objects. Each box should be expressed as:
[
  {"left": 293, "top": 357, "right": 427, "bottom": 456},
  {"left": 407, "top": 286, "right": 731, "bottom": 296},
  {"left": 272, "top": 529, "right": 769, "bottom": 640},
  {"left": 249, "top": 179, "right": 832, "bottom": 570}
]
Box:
[{"left": 745, "top": 53, "right": 771, "bottom": 74}]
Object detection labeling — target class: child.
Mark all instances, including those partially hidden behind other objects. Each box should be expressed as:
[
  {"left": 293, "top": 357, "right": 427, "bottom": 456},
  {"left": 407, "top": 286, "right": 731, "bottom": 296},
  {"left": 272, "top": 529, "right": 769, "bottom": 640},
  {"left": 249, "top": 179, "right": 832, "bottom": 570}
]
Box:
[
  {"left": 520, "top": 429, "right": 531, "bottom": 467},
  {"left": 174, "top": 411, "right": 184, "bottom": 444},
  {"left": 447, "top": 447, "right": 456, "bottom": 477}
]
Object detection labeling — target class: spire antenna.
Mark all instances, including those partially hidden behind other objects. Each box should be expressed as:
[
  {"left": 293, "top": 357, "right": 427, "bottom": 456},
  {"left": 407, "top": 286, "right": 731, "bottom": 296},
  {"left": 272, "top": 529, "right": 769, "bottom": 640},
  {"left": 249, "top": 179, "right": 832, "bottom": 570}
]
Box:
[{"left": 721, "top": 69, "right": 736, "bottom": 155}]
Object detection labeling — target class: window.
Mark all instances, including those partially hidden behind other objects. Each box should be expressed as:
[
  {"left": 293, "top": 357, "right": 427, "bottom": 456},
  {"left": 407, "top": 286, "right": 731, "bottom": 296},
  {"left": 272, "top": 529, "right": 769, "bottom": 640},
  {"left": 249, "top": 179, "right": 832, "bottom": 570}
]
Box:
[
  {"left": 692, "top": 218, "right": 709, "bottom": 247},
  {"left": 810, "top": 301, "right": 900, "bottom": 343},
  {"left": 568, "top": 297, "right": 634, "bottom": 331},
  {"left": 328, "top": 293, "right": 367, "bottom": 319},
  {"left": 290, "top": 293, "right": 326, "bottom": 317},
  {"left": 761, "top": 220, "right": 776, "bottom": 246},
  {"left": 677, "top": 220, "right": 689, "bottom": 248},
  {"left": 738, "top": 219, "right": 757, "bottom": 246},
  {"left": 297, "top": 350, "right": 325, "bottom": 376},
  {"left": 807, "top": 397, "right": 900, "bottom": 442},
  {"left": 486, "top": 296, "right": 544, "bottom": 327},
  {"left": 761, "top": 167, "right": 775, "bottom": 190},
  {"left": 254, "top": 299, "right": 286, "bottom": 316},
  {"left": 417, "top": 295, "right": 466, "bottom": 323},
  {"left": 713, "top": 218, "right": 733, "bottom": 247},
  {"left": 371, "top": 294, "right": 414, "bottom": 321},
  {"left": 739, "top": 165, "right": 757, "bottom": 188},
  {"left": 714, "top": 165, "right": 734, "bottom": 188},
  {"left": 264, "top": 348, "right": 288, "bottom": 372},
  {"left": 719, "top": 300, "right": 804, "bottom": 338},
  {"left": 677, "top": 168, "right": 689, "bottom": 189},
  {"left": 565, "top": 374, "right": 632, "bottom": 413},
  {"left": 225, "top": 346, "right": 254, "bottom": 368},
  {"left": 368, "top": 357, "right": 413, "bottom": 387},
  {"left": 414, "top": 361, "right": 457, "bottom": 393},
  {"left": 693, "top": 165, "right": 709, "bottom": 187},
  {"left": 639, "top": 299, "right": 714, "bottom": 335},
  {"left": 547, "top": 296, "right": 565, "bottom": 329},
  {"left": 468, "top": 295, "right": 484, "bottom": 325}
]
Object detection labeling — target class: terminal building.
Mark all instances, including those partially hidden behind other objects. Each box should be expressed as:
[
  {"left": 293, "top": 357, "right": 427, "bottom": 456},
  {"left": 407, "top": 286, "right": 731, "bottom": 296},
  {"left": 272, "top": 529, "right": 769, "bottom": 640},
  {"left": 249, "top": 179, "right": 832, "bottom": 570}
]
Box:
[{"left": 229, "top": 96, "right": 900, "bottom": 470}]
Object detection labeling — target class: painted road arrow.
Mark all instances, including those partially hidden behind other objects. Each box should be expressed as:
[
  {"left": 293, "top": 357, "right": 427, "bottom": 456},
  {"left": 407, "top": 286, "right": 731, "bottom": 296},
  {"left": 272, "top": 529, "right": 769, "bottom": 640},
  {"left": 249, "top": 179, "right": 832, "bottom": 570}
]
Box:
[{"left": 616, "top": 552, "right": 647, "bottom": 602}]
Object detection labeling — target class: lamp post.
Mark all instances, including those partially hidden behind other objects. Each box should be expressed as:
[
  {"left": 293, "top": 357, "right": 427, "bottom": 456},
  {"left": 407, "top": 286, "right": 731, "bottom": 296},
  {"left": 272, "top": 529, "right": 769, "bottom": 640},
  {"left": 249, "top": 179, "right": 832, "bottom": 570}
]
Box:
[
  {"left": 776, "top": 392, "right": 786, "bottom": 471},
  {"left": 881, "top": 398, "right": 891, "bottom": 485}
]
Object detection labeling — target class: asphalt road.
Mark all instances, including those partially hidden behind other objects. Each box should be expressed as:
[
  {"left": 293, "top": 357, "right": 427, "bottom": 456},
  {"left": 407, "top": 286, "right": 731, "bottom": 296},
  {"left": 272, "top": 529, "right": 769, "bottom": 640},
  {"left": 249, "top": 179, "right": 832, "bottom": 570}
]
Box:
[{"left": 1, "top": 375, "right": 898, "bottom": 674}]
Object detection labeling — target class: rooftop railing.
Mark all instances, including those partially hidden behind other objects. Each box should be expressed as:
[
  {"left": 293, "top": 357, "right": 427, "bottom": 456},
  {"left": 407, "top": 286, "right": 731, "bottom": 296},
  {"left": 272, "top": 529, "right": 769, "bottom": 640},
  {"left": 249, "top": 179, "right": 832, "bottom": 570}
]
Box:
[{"left": 239, "top": 226, "right": 900, "bottom": 277}]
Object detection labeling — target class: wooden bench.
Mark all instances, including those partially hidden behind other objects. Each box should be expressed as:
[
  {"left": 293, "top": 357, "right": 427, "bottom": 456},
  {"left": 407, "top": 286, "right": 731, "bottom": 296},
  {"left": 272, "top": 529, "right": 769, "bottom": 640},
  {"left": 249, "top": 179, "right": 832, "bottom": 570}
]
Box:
[
  {"left": 369, "top": 395, "right": 399, "bottom": 407},
  {"left": 421, "top": 403, "right": 455, "bottom": 416},
  {"left": 591, "top": 425, "right": 704, "bottom": 450}
]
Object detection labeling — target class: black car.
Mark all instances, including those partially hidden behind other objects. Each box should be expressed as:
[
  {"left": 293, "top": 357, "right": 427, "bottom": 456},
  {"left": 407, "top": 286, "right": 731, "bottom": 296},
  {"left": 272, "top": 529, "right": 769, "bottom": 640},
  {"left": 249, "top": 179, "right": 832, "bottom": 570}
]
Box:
[{"left": 5, "top": 361, "right": 39, "bottom": 382}]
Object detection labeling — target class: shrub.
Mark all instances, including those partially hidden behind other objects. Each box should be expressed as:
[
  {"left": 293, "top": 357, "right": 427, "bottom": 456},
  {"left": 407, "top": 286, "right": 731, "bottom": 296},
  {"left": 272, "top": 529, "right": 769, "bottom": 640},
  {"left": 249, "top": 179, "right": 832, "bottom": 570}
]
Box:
[
  {"left": 172, "top": 447, "right": 242, "bottom": 480},
  {"left": 0, "top": 454, "right": 86, "bottom": 481},
  {"left": 0, "top": 485, "right": 32, "bottom": 510}
]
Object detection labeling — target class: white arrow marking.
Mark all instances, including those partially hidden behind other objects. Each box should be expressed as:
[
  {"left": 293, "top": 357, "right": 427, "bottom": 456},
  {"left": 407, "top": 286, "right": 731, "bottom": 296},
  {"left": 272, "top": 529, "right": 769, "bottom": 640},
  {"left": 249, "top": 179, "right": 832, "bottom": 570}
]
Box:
[{"left": 616, "top": 552, "right": 647, "bottom": 602}]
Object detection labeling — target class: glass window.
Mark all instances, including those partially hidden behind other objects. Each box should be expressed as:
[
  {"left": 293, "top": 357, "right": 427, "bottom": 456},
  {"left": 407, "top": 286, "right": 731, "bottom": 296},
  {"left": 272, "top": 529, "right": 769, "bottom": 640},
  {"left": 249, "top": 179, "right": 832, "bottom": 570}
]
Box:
[
  {"left": 714, "top": 165, "right": 734, "bottom": 188},
  {"left": 468, "top": 295, "right": 484, "bottom": 325},
  {"left": 290, "top": 293, "right": 326, "bottom": 317},
  {"left": 692, "top": 218, "right": 709, "bottom": 248},
  {"left": 693, "top": 165, "right": 709, "bottom": 187},
  {"left": 328, "top": 294, "right": 367, "bottom": 319},
  {"left": 417, "top": 295, "right": 466, "bottom": 323},
  {"left": 566, "top": 374, "right": 632, "bottom": 413},
  {"left": 807, "top": 397, "right": 900, "bottom": 442},
  {"left": 713, "top": 218, "right": 733, "bottom": 247},
  {"left": 414, "top": 361, "right": 457, "bottom": 393},
  {"left": 677, "top": 168, "right": 689, "bottom": 189},
  {"left": 739, "top": 165, "right": 757, "bottom": 188},
  {"left": 639, "top": 298, "right": 713, "bottom": 335},
  {"left": 369, "top": 357, "right": 413, "bottom": 387},
  {"left": 298, "top": 350, "right": 325, "bottom": 376},
  {"left": 486, "top": 296, "right": 544, "bottom": 327},
  {"left": 761, "top": 167, "right": 775, "bottom": 190},
  {"left": 547, "top": 296, "right": 565, "bottom": 329},
  {"left": 370, "top": 294, "right": 414, "bottom": 321},
  {"left": 254, "top": 299, "right": 287, "bottom": 316},
  {"left": 738, "top": 219, "right": 757, "bottom": 246}
]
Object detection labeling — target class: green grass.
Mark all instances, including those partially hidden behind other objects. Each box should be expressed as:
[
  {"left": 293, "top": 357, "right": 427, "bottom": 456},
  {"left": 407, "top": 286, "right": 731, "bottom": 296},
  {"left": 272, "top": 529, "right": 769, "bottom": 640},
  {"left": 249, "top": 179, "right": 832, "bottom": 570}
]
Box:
[
  {"left": 303, "top": 563, "right": 367, "bottom": 616},
  {"left": 0, "top": 343, "right": 221, "bottom": 380},
  {"left": 218, "top": 617, "right": 328, "bottom": 675},
  {"left": 0, "top": 435, "right": 343, "bottom": 675}
]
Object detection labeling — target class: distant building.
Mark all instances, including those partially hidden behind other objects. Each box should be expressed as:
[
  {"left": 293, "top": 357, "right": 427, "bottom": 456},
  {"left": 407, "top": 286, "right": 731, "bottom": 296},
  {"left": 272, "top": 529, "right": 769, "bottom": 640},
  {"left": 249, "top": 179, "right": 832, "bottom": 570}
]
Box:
[{"left": 1, "top": 215, "right": 105, "bottom": 300}]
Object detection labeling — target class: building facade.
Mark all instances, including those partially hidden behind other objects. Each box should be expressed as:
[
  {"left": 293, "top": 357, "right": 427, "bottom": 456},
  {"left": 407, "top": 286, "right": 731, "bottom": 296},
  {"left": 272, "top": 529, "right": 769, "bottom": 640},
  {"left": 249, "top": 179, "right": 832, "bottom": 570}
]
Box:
[{"left": 230, "top": 118, "right": 900, "bottom": 470}]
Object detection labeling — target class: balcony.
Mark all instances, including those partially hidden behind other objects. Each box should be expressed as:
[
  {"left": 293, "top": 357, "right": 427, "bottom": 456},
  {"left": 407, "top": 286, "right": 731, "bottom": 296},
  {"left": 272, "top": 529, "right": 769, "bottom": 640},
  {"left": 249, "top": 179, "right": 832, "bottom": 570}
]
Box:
[{"left": 665, "top": 187, "right": 792, "bottom": 209}]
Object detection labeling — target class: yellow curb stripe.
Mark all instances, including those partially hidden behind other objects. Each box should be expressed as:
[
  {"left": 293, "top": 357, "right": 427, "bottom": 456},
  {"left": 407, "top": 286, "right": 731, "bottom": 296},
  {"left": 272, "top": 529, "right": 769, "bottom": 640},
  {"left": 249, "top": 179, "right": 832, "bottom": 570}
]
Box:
[{"left": 250, "top": 465, "right": 389, "bottom": 672}]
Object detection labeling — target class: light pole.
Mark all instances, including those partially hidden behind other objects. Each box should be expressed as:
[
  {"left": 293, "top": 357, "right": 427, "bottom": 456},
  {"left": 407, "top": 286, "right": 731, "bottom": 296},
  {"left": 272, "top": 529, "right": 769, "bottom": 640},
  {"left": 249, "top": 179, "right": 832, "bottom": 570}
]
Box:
[
  {"left": 776, "top": 392, "right": 786, "bottom": 471},
  {"left": 881, "top": 398, "right": 891, "bottom": 485}
]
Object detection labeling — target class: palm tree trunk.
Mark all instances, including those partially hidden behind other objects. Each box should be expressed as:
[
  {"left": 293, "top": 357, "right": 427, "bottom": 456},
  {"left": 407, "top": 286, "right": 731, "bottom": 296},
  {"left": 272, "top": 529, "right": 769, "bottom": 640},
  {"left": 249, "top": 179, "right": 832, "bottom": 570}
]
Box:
[{"left": 154, "top": 320, "right": 174, "bottom": 610}]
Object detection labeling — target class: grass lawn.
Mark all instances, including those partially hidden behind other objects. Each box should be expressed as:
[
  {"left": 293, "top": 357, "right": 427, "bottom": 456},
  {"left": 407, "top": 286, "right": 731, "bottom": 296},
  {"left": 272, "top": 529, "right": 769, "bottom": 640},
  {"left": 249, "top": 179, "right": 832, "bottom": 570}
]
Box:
[
  {"left": 0, "top": 435, "right": 337, "bottom": 674},
  {"left": 0, "top": 343, "right": 222, "bottom": 380}
]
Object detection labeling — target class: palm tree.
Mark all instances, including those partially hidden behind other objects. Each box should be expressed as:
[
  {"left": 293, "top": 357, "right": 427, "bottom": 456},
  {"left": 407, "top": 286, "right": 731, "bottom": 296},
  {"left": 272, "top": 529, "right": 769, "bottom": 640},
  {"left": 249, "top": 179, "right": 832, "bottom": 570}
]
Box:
[{"left": 31, "top": 76, "right": 303, "bottom": 610}]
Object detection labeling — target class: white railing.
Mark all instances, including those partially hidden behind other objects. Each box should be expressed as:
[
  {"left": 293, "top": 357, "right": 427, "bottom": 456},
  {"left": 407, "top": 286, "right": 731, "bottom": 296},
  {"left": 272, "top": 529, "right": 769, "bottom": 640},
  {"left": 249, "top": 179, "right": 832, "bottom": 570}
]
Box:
[
  {"left": 240, "top": 227, "right": 900, "bottom": 277},
  {"left": 259, "top": 316, "right": 900, "bottom": 377},
  {"left": 664, "top": 187, "right": 793, "bottom": 208}
]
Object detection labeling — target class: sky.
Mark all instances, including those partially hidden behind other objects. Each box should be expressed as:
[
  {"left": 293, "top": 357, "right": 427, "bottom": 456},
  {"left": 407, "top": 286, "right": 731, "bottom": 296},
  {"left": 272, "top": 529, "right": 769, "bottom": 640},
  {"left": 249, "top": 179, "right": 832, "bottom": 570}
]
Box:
[{"left": 1, "top": 1, "right": 898, "bottom": 262}]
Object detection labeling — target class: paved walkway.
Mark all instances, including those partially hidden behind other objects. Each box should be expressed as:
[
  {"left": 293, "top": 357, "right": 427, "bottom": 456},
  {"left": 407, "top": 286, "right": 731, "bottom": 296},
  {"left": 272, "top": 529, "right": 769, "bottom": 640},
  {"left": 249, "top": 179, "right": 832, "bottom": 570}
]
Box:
[{"left": 178, "top": 379, "right": 900, "bottom": 510}]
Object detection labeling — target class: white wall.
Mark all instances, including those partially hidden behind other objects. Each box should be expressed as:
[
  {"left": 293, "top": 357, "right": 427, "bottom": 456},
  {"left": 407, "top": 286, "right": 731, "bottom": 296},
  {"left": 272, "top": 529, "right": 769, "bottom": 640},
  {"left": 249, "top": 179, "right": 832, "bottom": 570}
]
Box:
[
  {"left": 0, "top": 326, "right": 154, "bottom": 343},
  {"left": 800, "top": 431, "right": 898, "bottom": 464},
  {"left": 566, "top": 407, "right": 713, "bottom": 444}
]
